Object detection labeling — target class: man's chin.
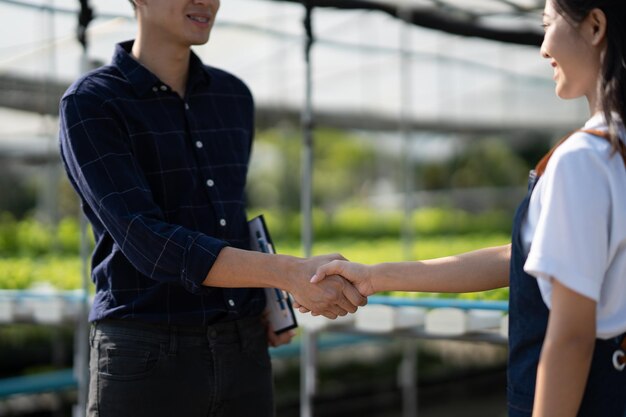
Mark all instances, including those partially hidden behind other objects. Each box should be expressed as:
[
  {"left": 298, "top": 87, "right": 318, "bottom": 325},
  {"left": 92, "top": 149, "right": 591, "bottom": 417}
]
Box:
[{"left": 191, "top": 36, "right": 211, "bottom": 46}]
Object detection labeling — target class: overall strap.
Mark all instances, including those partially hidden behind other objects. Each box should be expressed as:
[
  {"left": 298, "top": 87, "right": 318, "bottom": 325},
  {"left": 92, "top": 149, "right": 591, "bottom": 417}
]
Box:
[{"left": 535, "top": 129, "right": 626, "bottom": 177}]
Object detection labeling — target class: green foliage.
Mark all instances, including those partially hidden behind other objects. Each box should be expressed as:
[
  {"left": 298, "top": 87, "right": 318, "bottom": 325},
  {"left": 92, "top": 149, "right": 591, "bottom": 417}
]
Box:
[
  {"left": 56, "top": 217, "right": 81, "bottom": 253},
  {"left": 0, "top": 234, "right": 509, "bottom": 299},
  {"left": 0, "top": 212, "right": 18, "bottom": 254},
  {"left": 412, "top": 208, "right": 511, "bottom": 236},
  {"left": 14, "top": 217, "right": 53, "bottom": 255},
  {"left": 276, "top": 234, "right": 510, "bottom": 264},
  {"left": 247, "top": 128, "right": 378, "bottom": 212},
  {"left": 0, "top": 215, "right": 90, "bottom": 256},
  {"left": 450, "top": 137, "right": 529, "bottom": 188},
  {"left": 0, "top": 258, "right": 33, "bottom": 289},
  {"left": 0, "top": 256, "right": 83, "bottom": 290},
  {"left": 257, "top": 206, "right": 512, "bottom": 242},
  {"left": 0, "top": 210, "right": 512, "bottom": 300}
]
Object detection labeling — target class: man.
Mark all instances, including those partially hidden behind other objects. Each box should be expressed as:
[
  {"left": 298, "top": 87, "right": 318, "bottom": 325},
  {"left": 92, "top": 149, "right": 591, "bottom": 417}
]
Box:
[{"left": 59, "top": 0, "right": 365, "bottom": 416}]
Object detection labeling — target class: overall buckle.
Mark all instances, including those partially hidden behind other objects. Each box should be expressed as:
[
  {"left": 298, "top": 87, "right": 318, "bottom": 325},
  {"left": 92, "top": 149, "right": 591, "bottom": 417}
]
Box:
[
  {"left": 613, "top": 335, "right": 626, "bottom": 371},
  {"left": 612, "top": 350, "right": 625, "bottom": 371}
]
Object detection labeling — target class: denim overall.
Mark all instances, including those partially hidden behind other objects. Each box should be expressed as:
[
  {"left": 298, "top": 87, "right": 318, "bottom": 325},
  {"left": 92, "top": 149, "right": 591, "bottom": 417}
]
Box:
[{"left": 507, "top": 170, "right": 626, "bottom": 417}]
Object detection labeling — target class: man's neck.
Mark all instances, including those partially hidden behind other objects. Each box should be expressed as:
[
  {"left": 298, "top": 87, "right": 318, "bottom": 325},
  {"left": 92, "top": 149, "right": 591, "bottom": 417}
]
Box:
[{"left": 131, "top": 35, "right": 191, "bottom": 98}]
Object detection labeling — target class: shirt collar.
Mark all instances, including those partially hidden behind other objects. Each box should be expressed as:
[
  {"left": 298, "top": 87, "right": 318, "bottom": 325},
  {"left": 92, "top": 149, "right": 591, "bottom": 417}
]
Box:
[
  {"left": 112, "top": 40, "right": 212, "bottom": 97},
  {"left": 584, "top": 111, "right": 626, "bottom": 128}
]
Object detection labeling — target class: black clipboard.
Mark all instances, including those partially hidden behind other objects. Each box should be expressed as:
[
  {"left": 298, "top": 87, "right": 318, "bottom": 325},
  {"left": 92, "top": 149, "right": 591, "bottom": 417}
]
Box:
[{"left": 248, "top": 215, "right": 298, "bottom": 334}]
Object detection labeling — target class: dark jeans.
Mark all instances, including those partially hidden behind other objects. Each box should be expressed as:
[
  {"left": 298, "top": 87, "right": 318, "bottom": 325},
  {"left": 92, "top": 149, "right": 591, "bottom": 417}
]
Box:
[{"left": 87, "top": 316, "right": 274, "bottom": 417}]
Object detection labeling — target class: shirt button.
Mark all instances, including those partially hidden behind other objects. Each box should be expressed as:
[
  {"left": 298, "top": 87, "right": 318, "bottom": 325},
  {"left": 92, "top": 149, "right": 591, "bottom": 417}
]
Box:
[
  {"left": 228, "top": 299, "right": 235, "bottom": 307},
  {"left": 219, "top": 219, "right": 227, "bottom": 227},
  {"left": 195, "top": 141, "right": 203, "bottom": 149},
  {"left": 185, "top": 103, "right": 190, "bottom": 110},
  {"left": 160, "top": 85, "right": 168, "bottom": 91},
  {"left": 152, "top": 86, "right": 158, "bottom": 92},
  {"left": 206, "top": 179, "right": 214, "bottom": 187}
]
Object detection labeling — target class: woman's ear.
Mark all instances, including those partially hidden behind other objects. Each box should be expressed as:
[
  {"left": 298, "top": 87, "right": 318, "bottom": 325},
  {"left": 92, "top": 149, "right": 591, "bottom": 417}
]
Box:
[{"left": 586, "top": 8, "right": 607, "bottom": 47}]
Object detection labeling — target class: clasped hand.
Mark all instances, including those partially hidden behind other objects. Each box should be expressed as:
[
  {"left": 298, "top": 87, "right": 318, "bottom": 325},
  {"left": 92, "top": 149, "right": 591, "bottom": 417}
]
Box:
[{"left": 290, "top": 257, "right": 372, "bottom": 319}]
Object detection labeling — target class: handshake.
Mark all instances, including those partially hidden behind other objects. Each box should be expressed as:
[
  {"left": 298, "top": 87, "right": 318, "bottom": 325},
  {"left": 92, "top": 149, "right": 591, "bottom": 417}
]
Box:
[{"left": 286, "top": 253, "right": 373, "bottom": 320}]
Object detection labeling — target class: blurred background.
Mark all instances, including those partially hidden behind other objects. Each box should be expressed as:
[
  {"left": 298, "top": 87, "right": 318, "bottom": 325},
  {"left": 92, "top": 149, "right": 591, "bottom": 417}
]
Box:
[{"left": 0, "top": 0, "right": 590, "bottom": 416}]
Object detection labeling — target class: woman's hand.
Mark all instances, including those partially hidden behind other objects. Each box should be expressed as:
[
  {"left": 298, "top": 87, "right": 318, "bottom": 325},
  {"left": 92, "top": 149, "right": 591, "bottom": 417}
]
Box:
[{"left": 310, "top": 260, "right": 375, "bottom": 298}]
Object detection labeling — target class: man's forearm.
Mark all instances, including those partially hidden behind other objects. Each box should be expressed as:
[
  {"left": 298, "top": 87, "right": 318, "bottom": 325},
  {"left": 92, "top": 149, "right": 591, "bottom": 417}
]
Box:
[
  {"left": 203, "top": 246, "right": 295, "bottom": 290},
  {"left": 203, "top": 247, "right": 367, "bottom": 319}
]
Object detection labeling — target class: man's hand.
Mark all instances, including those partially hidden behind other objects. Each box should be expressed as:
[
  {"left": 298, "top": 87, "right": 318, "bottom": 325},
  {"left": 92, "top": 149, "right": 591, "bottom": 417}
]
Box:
[
  {"left": 262, "top": 312, "right": 296, "bottom": 347},
  {"left": 287, "top": 254, "right": 367, "bottom": 319}
]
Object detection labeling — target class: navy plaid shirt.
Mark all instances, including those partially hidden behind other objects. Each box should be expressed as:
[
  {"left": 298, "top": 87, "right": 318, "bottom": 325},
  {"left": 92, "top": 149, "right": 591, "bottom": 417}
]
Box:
[{"left": 59, "top": 41, "right": 265, "bottom": 325}]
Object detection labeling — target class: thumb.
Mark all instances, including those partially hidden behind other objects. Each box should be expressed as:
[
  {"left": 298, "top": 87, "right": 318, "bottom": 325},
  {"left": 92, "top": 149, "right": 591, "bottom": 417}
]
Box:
[
  {"left": 310, "top": 261, "right": 339, "bottom": 283},
  {"left": 309, "top": 271, "right": 326, "bottom": 284}
]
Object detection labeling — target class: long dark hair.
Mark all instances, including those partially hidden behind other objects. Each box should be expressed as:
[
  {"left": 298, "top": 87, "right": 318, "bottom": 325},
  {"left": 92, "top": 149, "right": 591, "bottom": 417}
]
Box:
[{"left": 553, "top": 0, "right": 626, "bottom": 153}]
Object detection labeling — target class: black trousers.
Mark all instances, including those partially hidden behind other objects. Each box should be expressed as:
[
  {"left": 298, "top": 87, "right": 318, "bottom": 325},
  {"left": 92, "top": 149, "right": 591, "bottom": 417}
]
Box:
[{"left": 87, "top": 316, "right": 274, "bottom": 417}]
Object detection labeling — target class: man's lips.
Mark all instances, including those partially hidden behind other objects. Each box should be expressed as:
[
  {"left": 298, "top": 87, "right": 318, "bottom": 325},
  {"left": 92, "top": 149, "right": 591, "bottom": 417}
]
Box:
[{"left": 187, "top": 14, "right": 211, "bottom": 24}]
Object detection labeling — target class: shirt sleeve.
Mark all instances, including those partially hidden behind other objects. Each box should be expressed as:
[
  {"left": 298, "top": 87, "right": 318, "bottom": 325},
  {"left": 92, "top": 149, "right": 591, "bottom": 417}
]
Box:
[
  {"left": 59, "top": 89, "right": 228, "bottom": 294},
  {"left": 524, "top": 136, "right": 611, "bottom": 302}
]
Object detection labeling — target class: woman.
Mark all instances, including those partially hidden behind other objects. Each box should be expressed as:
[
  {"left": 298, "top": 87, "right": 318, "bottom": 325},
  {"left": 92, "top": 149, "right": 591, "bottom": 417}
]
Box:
[{"left": 307, "top": 1, "right": 626, "bottom": 416}]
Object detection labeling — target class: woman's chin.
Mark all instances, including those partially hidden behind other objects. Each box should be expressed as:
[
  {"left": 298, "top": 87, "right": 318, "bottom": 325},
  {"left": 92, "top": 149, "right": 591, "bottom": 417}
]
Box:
[{"left": 555, "top": 85, "right": 581, "bottom": 101}]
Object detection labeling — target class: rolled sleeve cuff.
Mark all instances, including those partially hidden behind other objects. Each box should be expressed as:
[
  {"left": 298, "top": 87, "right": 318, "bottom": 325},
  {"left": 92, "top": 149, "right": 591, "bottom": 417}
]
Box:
[
  {"left": 524, "top": 254, "right": 600, "bottom": 302},
  {"left": 182, "top": 234, "right": 229, "bottom": 294}
]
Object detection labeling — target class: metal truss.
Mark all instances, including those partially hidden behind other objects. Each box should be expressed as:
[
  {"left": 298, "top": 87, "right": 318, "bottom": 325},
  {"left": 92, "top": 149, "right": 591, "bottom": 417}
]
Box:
[{"left": 271, "top": 0, "right": 545, "bottom": 45}]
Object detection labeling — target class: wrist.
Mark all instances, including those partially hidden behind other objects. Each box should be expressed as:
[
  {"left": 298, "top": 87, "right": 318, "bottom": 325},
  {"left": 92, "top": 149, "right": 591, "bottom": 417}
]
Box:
[
  {"left": 367, "top": 264, "right": 382, "bottom": 294},
  {"left": 273, "top": 254, "right": 300, "bottom": 292}
]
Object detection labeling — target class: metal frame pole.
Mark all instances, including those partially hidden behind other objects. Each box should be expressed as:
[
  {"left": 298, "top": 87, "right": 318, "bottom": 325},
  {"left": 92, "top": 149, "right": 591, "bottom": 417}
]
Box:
[
  {"left": 398, "top": 339, "right": 419, "bottom": 417},
  {"left": 300, "top": 329, "right": 318, "bottom": 417},
  {"left": 74, "top": 2, "right": 93, "bottom": 416},
  {"left": 300, "top": 5, "right": 316, "bottom": 417},
  {"left": 398, "top": 6, "right": 417, "bottom": 414},
  {"left": 399, "top": 4, "right": 414, "bottom": 262},
  {"left": 301, "top": 3, "right": 315, "bottom": 259},
  {"left": 74, "top": 213, "right": 90, "bottom": 417}
]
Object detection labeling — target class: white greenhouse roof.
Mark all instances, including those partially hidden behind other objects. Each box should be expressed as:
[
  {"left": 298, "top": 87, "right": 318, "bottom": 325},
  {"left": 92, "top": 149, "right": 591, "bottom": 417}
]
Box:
[{"left": 0, "top": 0, "right": 590, "bottom": 148}]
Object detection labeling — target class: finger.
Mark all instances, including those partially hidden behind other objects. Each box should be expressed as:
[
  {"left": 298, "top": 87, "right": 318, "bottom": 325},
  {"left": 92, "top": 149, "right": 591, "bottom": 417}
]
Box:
[
  {"left": 267, "top": 332, "right": 279, "bottom": 347},
  {"left": 342, "top": 282, "right": 368, "bottom": 308},
  {"left": 326, "top": 304, "right": 349, "bottom": 317},
  {"left": 335, "top": 295, "right": 358, "bottom": 314},
  {"left": 265, "top": 323, "right": 279, "bottom": 347},
  {"left": 268, "top": 330, "right": 293, "bottom": 347},
  {"left": 320, "top": 310, "right": 338, "bottom": 320},
  {"left": 320, "top": 276, "right": 361, "bottom": 313},
  {"left": 275, "top": 330, "right": 296, "bottom": 346},
  {"left": 293, "top": 298, "right": 311, "bottom": 313}
]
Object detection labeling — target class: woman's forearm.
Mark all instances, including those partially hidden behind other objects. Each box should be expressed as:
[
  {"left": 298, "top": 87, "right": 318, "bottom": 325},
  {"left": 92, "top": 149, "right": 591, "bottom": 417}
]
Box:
[{"left": 370, "top": 244, "right": 511, "bottom": 293}]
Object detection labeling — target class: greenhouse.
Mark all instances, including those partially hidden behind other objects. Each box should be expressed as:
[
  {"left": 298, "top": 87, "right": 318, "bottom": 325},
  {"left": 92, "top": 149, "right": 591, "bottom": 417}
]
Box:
[{"left": 0, "top": 0, "right": 605, "bottom": 416}]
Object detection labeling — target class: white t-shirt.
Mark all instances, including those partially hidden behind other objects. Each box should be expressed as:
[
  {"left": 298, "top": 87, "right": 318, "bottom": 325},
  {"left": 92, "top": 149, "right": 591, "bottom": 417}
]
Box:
[{"left": 521, "top": 113, "right": 626, "bottom": 339}]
